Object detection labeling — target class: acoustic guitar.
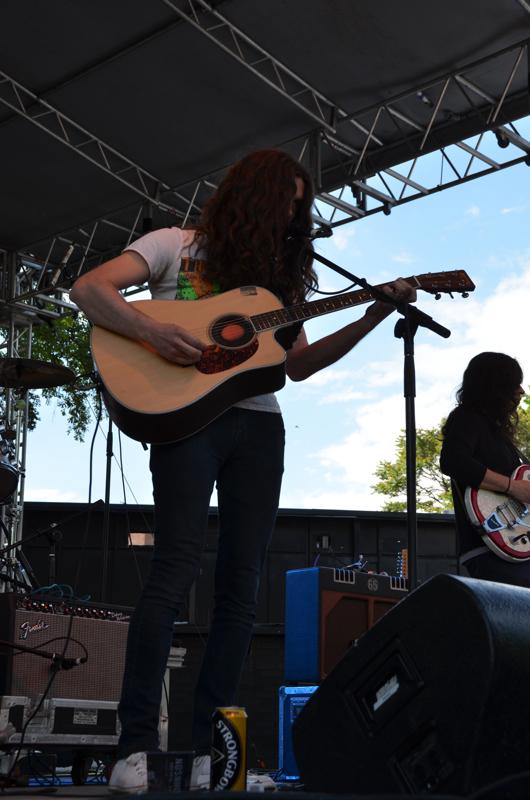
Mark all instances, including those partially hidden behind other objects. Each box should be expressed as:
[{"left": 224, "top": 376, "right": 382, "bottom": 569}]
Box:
[
  {"left": 465, "top": 464, "right": 530, "bottom": 562},
  {"left": 91, "top": 270, "right": 475, "bottom": 444}
]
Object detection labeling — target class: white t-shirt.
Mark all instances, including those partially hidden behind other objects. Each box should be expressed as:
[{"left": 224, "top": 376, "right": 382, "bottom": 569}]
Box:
[{"left": 124, "top": 227, "right": 281, "bottom": 414}]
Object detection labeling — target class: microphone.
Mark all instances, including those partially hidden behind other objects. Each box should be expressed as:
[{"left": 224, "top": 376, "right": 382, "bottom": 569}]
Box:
[
  {"left": 0, "top": 639, "right": 87, "bottom": 670},
  {"left": 287, "top": 223, "right": 333, "bottom": 242},
  {"left": 308, "top": 225, "right": 333, "bottom": 240},
  {"left": 52, "top": 655, "right": 88, "bottom": 671}
]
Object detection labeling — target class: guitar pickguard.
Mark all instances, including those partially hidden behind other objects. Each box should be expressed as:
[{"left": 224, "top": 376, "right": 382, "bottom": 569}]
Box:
[
  {"left": 465, "top": 464, "right": 530, "bottom": 561},
  {"left": 196, "top": 341, "right": 259, "bottom": 374}
]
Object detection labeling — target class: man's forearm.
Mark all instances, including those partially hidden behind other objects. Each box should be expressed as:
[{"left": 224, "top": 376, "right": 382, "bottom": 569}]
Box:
[{"left": 70, "top": 279, "right": 155, "bottom": 343}]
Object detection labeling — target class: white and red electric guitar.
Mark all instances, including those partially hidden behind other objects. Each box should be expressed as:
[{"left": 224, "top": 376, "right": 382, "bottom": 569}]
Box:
[
  {"left": 91, "top": 270, "right": 474, "bottom": 444},
  {"left": 465, "top": 464, "right": 530, "bottom": 562}
]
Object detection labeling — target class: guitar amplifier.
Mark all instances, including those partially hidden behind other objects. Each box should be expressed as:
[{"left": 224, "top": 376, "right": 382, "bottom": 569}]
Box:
[
  {"left": 0, "top": 648, "right": 185, "bottom": 751},
  {"left": 284, "top": 567, "right": 408, "bottom": 683},
  {"left": 0, "top": 593, "right": 132, "bottom": 702}
]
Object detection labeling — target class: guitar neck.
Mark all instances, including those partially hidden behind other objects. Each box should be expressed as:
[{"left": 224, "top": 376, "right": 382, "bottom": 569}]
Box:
[{"left": 251, "top": 276, "right": 420, "bottom": 332}]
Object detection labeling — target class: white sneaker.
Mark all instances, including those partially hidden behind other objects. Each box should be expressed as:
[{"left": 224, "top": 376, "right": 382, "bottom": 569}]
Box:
[
  {"left": 108, "top": 752, "right": 148, "bottom": 795},
  {"left": 190, "top": 754, "right": 211, "bottom": 790}
]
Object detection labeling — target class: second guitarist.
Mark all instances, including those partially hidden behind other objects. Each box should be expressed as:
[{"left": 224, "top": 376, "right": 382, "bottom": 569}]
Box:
[{"left": 440, "top": 351, "right": 530, "bottom": 584}]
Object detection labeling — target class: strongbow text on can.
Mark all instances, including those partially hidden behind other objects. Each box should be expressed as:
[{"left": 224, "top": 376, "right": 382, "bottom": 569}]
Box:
[{"left": 210, "top": 707, "right": 247, "bottom": 791}]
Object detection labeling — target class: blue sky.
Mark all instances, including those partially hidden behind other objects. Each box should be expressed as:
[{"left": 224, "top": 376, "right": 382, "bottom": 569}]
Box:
[{"left": 24, "top": 122, "right": 530, "bottom": 511}]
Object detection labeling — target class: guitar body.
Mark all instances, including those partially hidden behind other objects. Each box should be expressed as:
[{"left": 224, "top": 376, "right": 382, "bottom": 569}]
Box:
[
  {"left": 91, "top": 286, "right": 287, "bottom": 443},
  {"left": 465, "top": 464, "right": 530, "bottom": 562}
]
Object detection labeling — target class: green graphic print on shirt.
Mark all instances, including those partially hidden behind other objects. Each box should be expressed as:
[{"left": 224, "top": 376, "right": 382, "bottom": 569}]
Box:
[{"left": 176, "top": 256, "right": 220, "bottom": 300}]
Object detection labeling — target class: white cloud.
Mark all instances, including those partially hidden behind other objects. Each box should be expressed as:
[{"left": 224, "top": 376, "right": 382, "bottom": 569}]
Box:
[
  {"left": 302, "top": 368, "right": 352, "bottom": 387},
  {"left": 283, "top": 484, "right": 381, "bottom": 511},
  {"left": 501, "top": 206, "right": 526, "bottom": 215},
  {"left": 466, "top": 205, "right": 480, "bottom": 217},
  {"left": 25, "top": 487, "right": 84, "bottom": 503},
  {"left": 318, "top": 389, "right": 371, "bottom": 404},
  {"left": 330, "top": 227, "right": 357, "bottom": 252},
  {"left": 392, "top": 251, "right": 414, "bottom": 264},
  {"left": 364, "top": 361, "right": 402, "bottom": 388}
]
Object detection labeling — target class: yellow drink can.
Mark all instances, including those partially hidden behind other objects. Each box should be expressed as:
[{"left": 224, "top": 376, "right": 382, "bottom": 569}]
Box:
[{"left": 210, "top": 706, "right": 247, "bottom": 791}]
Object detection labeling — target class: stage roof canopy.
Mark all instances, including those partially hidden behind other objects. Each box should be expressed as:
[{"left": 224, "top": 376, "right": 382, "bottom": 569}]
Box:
[{"left": 1, "top": 0, "right": 530, "bottom": 279}]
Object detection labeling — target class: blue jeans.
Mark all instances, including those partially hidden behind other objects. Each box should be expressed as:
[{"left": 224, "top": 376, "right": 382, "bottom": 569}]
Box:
[{"left": 117, "top": 407, "right": 285, "bottom": 758}]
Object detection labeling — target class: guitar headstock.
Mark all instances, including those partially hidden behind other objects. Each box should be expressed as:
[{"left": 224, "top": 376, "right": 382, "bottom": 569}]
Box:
[{"left": 411, "top": 270, "right": 475, "bottom": 298}]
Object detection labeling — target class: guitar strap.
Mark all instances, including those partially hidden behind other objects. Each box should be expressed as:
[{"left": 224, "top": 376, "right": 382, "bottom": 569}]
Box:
[
  {"left": 515, "top": 445, "right": 529, "bottom": 465},
  {"left": 450, "top": 479, "right": 488, "bottom": 571}
]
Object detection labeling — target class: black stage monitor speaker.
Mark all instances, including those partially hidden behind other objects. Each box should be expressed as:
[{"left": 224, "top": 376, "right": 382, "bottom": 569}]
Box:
[{"left": 293, "top": 573, "right": 530, "bottom": 796}]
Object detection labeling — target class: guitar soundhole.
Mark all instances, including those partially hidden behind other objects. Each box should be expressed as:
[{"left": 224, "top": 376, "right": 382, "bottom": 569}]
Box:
[
  {"left": 196, "top": 340, "right": 259, "bottom": 375},
  {"left": 210, "top": 314, "right": 254, "bottom": 348}
]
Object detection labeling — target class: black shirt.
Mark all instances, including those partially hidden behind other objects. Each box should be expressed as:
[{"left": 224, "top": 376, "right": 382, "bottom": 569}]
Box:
[{"left": 440, "top": 406, "right": 520, "bottom": 555}]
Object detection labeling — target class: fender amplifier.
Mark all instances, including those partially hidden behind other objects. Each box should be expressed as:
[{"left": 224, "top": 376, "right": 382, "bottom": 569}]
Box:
[
  {"left": 0, "top": 593, "right": 131, "bottom": 702},
  {"left": 284, "top": 567, "right": 408, "bottom": 682}
]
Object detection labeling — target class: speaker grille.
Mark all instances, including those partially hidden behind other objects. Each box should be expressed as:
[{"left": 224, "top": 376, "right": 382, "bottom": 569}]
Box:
[{"left": 0, "top": 597, "right": 129, "bottom": 702}]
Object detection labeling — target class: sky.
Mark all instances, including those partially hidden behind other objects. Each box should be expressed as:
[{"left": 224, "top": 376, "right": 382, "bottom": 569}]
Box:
[{"left": 23, "top": 121, "right": 530, "bottom": 512}]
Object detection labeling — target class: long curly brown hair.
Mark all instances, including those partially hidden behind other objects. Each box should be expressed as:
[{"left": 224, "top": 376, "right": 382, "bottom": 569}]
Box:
[
  {"left": 196, "top": 149, "right": 317, "bottom": 304},
  {"left": 444, "top": 352, "right": 523, "bottom": 443}
]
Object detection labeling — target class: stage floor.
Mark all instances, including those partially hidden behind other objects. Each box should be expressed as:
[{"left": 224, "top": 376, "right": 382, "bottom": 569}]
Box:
[
  {"left": 2, "top": 772, "right": 284, "bottom": 797},
  {"left": 2, "top": 788, "right": 288, "bottom": 798},
  {"left": 0, "top": 788, "right": 108, "bottom": 798}
]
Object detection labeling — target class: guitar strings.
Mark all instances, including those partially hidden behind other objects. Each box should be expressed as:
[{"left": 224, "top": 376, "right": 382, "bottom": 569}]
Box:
[
  {"left": 152, "top": 314, "right": 304, "bottom": 339},
  {"left": 150, "top": 295, "right": 363, "bottom": 339}
]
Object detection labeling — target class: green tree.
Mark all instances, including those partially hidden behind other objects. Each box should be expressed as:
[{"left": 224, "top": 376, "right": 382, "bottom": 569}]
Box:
[
  {"left": 372, "top": 424, "right": 453, "bottom": 512},
  {"left": 515, "top": 393, "right": 530, "bottom": 458},
  {"left": 2, "top": 314, "right": 96, "bottom": 441},
  {"left": 373, "top": 397, "right": 530, "bottom": 512}
]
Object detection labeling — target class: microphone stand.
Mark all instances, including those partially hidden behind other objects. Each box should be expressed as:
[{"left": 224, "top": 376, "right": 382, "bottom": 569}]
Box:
[
  {"left": 0, "top": 638, "right": 87, "bottom": 670},
  {"left": 0, "top": 501, "right": 104, "bottom": 591},
  {"left": 101, "top": 415, "right": 113, "bottom": 603},
  {"left": 312, "top": 250, "right": 451, "bottom": 590}
]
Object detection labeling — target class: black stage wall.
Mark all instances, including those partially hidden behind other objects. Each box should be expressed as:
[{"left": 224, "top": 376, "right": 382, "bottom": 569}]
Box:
[{"left": 20, "top": 504, "right": 457, "bottom": 619}]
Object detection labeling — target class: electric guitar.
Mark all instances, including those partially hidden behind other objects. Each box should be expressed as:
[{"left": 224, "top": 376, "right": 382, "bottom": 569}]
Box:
[
  {"left": 465, "top": 464, "right": 530, "bottom": 562},
  {"left": 91, "top": 270, "right": 475, "bottom": 444}
]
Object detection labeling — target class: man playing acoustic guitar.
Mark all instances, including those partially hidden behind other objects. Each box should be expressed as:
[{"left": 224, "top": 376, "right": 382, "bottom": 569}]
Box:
[
  {"left": 70, "top": 149, "right": 415, "bottom": 794},
  {"left": 441, "top": 351, "right": 530, "bottom": 583}
]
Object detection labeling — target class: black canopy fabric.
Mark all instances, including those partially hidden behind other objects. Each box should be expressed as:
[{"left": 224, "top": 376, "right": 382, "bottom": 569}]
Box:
[{"left": 1, "top": 0, "right": 529, "bottom": 267}]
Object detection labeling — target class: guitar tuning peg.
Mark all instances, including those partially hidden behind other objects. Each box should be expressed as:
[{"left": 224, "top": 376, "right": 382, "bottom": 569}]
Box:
[
  {"left": 461, "top": 292, "right": 469, "bottom": 299},
  {"left": 435, "top": 292, "right": 441, "bottom": 300}
]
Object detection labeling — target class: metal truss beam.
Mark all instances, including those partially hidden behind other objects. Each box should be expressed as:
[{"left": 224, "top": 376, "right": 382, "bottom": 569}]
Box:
[
  {"left": 0, "top": 71, "right": 195, "bottom": 219},
  {"left": 515, "top": 0, "right": 530, "bottom": 15},
  {"left": 328, "top": 40, "right": 529, "bottom": 179},
  {"left": 160, "top": 0, "right": 389, "bottom": 146},
  {"left": 311, "top": 126, "right": 530, "bottom": 230},
  {"left": 0, "top": 252, "right": 31, "bottom": 572},
  {"left": 304, "top": 38, "right": 530, "bottom": 228},
  {"left": 160, "top": 0, "right": 338, "bottom": 131}
]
